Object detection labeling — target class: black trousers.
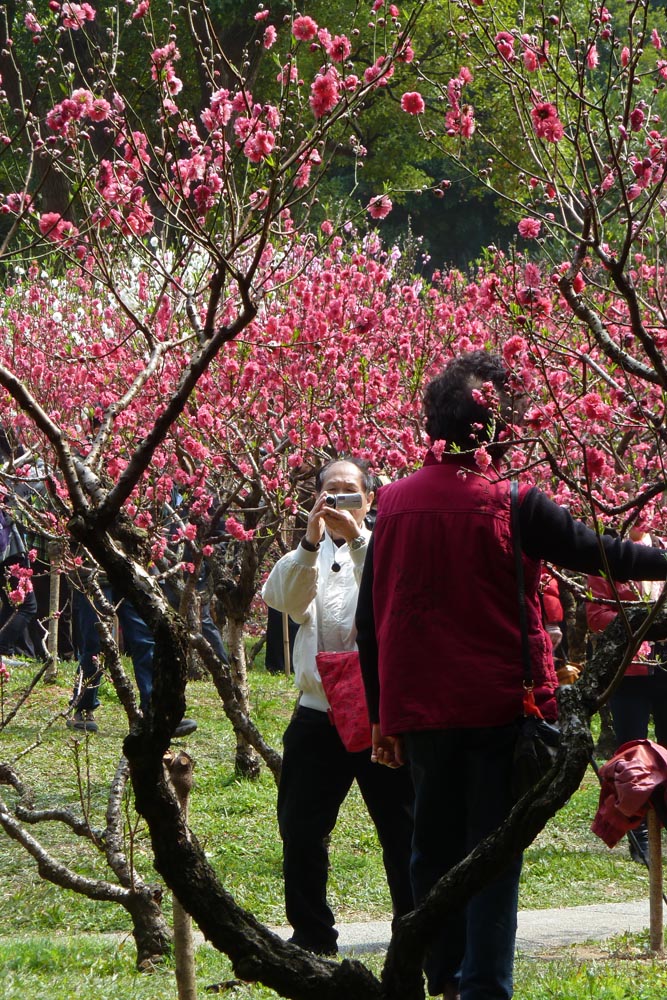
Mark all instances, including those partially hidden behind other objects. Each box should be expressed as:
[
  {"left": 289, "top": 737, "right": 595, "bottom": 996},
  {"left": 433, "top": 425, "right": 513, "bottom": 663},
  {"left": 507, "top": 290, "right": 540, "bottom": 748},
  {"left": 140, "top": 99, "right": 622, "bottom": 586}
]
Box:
[
  {"left": 277, "top": 705, "right": 414, "bottom": 952},
  {"left": 0, "top": 554, "right": 38, "bottom": 656}
]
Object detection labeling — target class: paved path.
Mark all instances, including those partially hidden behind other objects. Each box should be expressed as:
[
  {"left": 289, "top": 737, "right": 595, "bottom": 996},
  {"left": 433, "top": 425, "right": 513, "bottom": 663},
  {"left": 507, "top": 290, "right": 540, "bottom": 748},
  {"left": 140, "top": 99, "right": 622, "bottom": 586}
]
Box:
[{"left": 270, "top": 900, "right": 652, "bottom": 955}]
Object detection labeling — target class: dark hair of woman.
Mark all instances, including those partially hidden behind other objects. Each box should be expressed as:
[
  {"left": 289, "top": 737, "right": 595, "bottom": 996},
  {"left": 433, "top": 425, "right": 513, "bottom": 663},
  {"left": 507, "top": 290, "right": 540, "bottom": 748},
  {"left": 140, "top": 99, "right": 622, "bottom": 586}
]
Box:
[{"left": 423, "top": 350, "right": 521, "bottom": 451}]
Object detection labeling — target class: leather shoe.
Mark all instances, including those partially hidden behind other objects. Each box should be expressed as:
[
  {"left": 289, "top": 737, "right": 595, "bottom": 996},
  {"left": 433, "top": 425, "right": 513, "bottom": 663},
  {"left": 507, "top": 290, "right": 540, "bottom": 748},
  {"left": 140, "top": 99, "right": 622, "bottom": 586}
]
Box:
[
  {"left": 440, "top": 984, "right": 461, "bottom": 1000},
  {"left": 173, "top": 717, "right": 198, "bottom": 737}
]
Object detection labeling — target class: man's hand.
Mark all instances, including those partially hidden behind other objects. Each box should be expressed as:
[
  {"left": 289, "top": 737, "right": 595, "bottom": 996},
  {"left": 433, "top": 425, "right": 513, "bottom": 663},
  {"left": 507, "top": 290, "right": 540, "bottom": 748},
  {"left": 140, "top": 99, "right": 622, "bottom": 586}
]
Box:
[
  {"left": 304, "top": 492, "right": 329, "bottom": 546},
  {"left": 370, "top": 722, "right": 404, "bottom": 768},
  {"left": 306, "top": 491, "right": 362, "bottom": 546},
  {"left": 321, "top": 503, "right": 362, "bottom": 544},
  {"left": 556, "top": 662, "right": 581, "bottom": 685}
]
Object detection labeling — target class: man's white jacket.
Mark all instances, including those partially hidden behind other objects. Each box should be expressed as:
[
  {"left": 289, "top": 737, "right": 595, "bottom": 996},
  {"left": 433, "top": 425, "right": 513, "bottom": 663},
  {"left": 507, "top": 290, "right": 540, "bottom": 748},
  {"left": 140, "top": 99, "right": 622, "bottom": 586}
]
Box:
[{"left": 261, "top": 527, "right": 370, "bottom": 711}]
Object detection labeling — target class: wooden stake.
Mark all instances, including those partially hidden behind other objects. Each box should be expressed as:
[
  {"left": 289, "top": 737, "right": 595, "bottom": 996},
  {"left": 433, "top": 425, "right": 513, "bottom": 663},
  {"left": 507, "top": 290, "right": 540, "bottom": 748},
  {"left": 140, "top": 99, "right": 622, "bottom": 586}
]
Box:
[
  {"left": 47, "top": 541, "right": 62, "bottom": 665},
  {"left": 164, "top": 750, "right": 197, "bottom": 999},
  {"left": 648, "top": 806, "right": 664, "bottom": 954}
]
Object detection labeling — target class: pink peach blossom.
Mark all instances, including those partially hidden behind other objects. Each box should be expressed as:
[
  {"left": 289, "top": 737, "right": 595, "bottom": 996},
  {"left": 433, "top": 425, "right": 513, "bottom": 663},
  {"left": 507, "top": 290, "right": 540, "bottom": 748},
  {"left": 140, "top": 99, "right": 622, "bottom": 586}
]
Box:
[
  {"left": 401, "top": 91, "right": 425, "bottom": 115},
  {"left": 293, "top": 15, "right": 318, "bottom": 42},
  {"left": 518, "top": 218, "right": 542, "bottom": 239},
  {"left": 367, "top": 195, "right": 393, "bottom": 219}
]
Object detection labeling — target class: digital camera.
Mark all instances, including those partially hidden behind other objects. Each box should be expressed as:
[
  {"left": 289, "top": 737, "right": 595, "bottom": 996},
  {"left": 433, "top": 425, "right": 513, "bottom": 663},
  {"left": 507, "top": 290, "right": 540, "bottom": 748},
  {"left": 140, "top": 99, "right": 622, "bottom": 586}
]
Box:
[{"left": 324, "top": 492, "right": 363, "bottom": 510}]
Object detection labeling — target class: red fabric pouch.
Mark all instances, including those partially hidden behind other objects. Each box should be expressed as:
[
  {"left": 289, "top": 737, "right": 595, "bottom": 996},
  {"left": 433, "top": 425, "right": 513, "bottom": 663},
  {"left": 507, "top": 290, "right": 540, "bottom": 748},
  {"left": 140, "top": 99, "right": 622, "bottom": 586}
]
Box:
[{"left": 315, "top": 650, "right": 372, "bottom": 753}]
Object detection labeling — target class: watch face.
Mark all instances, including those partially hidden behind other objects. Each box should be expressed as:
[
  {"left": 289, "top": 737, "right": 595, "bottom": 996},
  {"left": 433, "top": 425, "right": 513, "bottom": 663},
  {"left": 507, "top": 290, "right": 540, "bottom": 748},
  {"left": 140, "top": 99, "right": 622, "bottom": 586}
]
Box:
[{"left": 350, "top": 536, "right": 365, "bottom": 550}]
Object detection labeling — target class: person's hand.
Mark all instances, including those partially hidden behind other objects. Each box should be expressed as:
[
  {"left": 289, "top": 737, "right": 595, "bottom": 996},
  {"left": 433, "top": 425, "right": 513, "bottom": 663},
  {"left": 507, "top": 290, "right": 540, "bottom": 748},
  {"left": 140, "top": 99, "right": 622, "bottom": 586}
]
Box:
[
  {"left": 304, "top": 491, "right": 329, "bottom": 546},
  {"left": 320, "top": 502, "right": 362, "bottom": 544},
  {"left": 370, "top": 723, "right": 404, "bottom": 768},
  {"left": 306, "top": 491, "right": 362, "bottom": 545},
  {"left": 556, "top": 662, "right": 581, "bottom": 685}
]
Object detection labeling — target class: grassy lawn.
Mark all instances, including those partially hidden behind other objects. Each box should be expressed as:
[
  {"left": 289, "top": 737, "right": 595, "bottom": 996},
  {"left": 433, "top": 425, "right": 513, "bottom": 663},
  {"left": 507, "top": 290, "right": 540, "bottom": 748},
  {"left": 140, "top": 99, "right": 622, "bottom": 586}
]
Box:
[{"left": 0, "top": 656, "right": 665, "bottom": 997}]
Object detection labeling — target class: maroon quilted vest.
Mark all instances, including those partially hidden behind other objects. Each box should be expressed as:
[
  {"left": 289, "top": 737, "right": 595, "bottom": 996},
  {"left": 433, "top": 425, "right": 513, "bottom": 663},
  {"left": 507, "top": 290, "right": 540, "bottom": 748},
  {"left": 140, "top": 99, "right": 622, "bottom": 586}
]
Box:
[{"left": 371, "top": 453, "right": 557, "bottom": 734}]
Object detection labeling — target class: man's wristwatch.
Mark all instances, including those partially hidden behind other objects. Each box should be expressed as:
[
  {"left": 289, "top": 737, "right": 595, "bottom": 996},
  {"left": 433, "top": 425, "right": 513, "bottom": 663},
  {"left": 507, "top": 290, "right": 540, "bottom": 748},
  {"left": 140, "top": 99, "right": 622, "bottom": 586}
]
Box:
[
  {"left": 301, "top": 538, "right": 320, "bottom": 552},
  {"left": 349, "top": 535, "right": 366, "bottom": 551}
]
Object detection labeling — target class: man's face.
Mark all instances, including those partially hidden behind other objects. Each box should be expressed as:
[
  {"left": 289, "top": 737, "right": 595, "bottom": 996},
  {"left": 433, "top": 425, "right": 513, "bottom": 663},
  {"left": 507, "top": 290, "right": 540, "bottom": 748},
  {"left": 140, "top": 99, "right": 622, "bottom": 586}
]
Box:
[{"left": 319, "top": 461, "right": 374, "bottom": 535}]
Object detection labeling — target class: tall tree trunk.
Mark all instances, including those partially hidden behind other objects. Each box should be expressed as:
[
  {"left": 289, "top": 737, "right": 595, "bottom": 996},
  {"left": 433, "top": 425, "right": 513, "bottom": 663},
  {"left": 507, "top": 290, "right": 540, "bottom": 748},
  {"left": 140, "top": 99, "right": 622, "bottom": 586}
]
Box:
[
  {"left": 126, "top": 887, "right": 174, "bottom": 970},
  {"left": 227, "top": 617, "right": 260, "bottom": 778}
]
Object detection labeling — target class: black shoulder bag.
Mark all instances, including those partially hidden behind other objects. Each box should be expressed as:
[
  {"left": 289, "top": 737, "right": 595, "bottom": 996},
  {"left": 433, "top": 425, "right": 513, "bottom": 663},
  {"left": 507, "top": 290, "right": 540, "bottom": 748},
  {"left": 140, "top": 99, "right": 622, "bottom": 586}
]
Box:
[{"left": 510, "top": 479, "right": 561, "bottom": 799}]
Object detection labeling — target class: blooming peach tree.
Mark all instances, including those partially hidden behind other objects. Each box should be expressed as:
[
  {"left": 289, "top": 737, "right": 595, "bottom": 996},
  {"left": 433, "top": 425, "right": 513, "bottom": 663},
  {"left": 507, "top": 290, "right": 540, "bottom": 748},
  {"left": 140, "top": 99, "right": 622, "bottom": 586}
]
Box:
[
  {"left": 3, "top": 1, "right": 667, "bottom": 997},
  {"left": 384, "top": 0, "right": 667, "bottom": 535},
  {"left": 0, "top": 0, "right": 424, "bottom": 755}
]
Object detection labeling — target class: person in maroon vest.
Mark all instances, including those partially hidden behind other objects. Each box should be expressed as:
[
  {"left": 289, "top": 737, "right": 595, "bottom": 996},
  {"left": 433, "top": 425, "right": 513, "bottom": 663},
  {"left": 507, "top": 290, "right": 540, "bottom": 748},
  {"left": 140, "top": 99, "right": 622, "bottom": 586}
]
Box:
[{"left": 356, "top": 350, "right": 667, "bottom": 1000}]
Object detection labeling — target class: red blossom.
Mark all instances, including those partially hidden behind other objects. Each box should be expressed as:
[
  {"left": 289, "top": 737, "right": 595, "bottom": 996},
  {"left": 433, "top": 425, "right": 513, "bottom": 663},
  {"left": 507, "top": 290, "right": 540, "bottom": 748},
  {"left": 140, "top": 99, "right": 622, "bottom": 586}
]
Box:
[
  {"left": 363, "top": 57, "right": 394, "bottom": 87},
  {"left": 327, "top": 34, "right": 352, "bottom": 62},
  {"left": 61, "top": 2, "right": 95, "bottom": 29},
  {"left": 518, "top": 217, "right": 542, "bottom": 239},
  {"left": 495, "top": 31, "right": 516, "bottom": 61},
  {"left": 531, "top": 102, "right": 564, "bottom": 142},
  {"left": 309, "top": 69, "right": 340, "bottom": 118},
  {"left": 293, "top": 15, "right": 318, "bottom": 42},
  {"left": 367, "top": 195, "right": 393, "bottom": 219},
  {"left": 401, "top": 91, "right": 425, "bottom": 115}
]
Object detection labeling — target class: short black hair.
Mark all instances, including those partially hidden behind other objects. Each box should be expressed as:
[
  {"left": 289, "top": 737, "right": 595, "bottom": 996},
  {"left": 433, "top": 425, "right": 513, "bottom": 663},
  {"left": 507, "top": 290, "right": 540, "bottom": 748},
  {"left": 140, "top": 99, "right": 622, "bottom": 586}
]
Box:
[
  {"left": 315, "top": 456, "right": 374, "bottom": 495},
  {"left": 423, "top": 350, "right": 517, "bottom": 450}
]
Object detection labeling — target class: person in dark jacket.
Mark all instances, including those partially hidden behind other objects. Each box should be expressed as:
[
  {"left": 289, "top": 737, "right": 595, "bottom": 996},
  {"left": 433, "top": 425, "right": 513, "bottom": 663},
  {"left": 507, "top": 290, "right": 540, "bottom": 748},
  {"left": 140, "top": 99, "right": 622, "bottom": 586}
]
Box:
[
  {"left": 586, "top": 528, "right": 667, "bottom": 862},
  {"left": 356, "top": 350, "right": 667, "bottom": 1000}
]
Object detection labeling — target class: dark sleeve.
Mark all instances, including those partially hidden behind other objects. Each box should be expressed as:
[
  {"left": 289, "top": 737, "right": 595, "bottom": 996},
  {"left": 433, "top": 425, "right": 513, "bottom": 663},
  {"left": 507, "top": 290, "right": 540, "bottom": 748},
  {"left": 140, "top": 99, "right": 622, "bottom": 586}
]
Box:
[
  {"left": 355, "top": 533, "right": 380, "bottom": 725},
  {"left": 519, "top": 488, "right": 667, "bottom": 581}
]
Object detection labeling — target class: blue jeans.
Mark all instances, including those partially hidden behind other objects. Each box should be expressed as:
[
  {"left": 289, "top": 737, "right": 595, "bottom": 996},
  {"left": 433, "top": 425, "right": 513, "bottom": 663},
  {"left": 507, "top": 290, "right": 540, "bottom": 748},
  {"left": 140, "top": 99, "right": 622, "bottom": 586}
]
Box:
[
  {"left": 71, "top": 586, "right": 154, "bottom": 712},
  {"left": 610, "top": 669, "right": 667, "bottom": 748},
  {"left": 404, "top": 725, "right": 522, "bottom": 1000},
  {"left": 161, "top": 579, "right": 230, "bottom": 665}
]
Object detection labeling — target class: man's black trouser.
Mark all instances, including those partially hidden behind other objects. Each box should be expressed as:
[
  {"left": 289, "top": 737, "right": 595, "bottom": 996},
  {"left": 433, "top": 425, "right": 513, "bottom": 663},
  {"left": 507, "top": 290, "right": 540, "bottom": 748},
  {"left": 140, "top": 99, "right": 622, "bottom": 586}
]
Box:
[{"left": 277, "top": 705, "right": 414, "bottom": 953}]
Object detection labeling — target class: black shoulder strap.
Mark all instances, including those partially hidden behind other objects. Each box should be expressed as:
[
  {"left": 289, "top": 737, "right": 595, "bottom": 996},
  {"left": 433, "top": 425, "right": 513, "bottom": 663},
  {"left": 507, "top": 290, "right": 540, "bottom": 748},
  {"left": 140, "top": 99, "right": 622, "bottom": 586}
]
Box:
[{"left": 510, "top": 479, "right": 532, "bottom": 688}]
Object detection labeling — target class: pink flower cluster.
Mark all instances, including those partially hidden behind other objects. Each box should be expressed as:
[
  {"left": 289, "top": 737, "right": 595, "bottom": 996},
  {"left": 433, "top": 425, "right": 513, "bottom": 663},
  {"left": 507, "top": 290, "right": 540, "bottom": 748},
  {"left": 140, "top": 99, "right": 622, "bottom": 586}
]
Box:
[
  {"left": 531, "top": 101, "right": 564, "bottom": 142},
  {"left": 6, "top": 563, "right": 34, "bottom": 606},
  {"left": 445, "top": 67, "right": 475, "bottom": 138},
  {"left": 233, "top": 99, "right": 279, "bottom": 162},
  {"left": 310, "top": 68, "right": 341, "bottom": 118},
  {"left": 225, "top": 517, "right": 255, "bottom": 542},
  {"left": 38, "top": 212, "right": 80, "bottom": 245},
  {"left": 521, "top": 34, "right": 549, "bottom": 71},
  {"left": 7, "top": 229, "right": 667, "bottom": 549},
  {"left": 363, "top": 56, "right": 394, "bottom": 88},
  {"left": 61, "top": 3, "right": 95, "bottom": 30},
  {"left": 151, "top": 41, "right": 182, "bottom": 97},
  {"left": 24, "top": 12, "right": 42, "bottom": 34},
  {"left": 46, "top": 88, "right": 111, "bottom": 134}
]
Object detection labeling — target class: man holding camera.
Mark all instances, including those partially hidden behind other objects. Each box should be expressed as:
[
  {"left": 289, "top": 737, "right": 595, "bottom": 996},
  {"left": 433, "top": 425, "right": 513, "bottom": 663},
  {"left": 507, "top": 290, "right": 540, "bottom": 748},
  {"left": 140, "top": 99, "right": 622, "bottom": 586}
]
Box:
[{"left": 262, "top": 457, "right": 413, "bottom": 956}]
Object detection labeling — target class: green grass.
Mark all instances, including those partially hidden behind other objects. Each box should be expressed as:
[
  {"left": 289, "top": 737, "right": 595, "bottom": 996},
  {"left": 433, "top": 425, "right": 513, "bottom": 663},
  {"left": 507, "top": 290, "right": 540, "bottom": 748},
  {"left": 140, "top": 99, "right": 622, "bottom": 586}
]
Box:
[
  {"left": 3, "top": 936, "right": 667, "bottom": 1000},
  {"left": 514, "top": 950, "right": 667, "bottom": 999},
  {"left": 0, "top": 656, "right": 663, "bottom": 997}
]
